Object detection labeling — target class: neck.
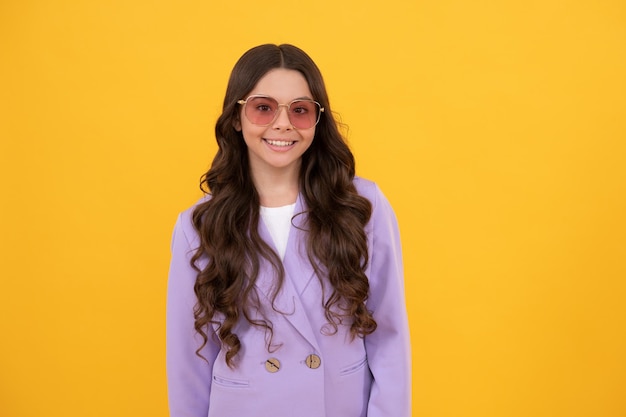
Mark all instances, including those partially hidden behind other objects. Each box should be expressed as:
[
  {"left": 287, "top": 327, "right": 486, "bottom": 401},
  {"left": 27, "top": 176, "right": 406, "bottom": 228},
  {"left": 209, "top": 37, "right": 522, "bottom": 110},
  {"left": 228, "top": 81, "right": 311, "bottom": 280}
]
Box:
[{"left": 251, "top": 163, "right": 300, "bottom": 207}]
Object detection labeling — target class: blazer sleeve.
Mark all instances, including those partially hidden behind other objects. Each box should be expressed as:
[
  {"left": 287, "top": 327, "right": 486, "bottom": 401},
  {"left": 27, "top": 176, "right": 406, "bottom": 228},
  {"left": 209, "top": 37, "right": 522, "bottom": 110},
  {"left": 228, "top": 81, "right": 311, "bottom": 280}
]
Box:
[
  {"left": 166, "top": 211, "right": 220, "bottom": 417},
  {"left": 365, "top": 184, "right": 412, "bottom": 417}
]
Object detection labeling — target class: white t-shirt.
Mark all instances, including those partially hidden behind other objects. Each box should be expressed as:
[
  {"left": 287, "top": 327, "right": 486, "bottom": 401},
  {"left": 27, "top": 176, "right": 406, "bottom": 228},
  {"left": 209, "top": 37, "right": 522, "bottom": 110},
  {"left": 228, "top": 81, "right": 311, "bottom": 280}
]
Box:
[{"left": 260, "top": 203, "right": 296, "bottom": 259}]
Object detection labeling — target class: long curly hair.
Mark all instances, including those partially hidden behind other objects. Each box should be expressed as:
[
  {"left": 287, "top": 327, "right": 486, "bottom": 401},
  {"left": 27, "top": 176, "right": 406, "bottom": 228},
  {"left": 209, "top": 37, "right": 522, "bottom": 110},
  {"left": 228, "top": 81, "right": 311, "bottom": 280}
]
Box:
[{"left": 191, "top": 44, "right": 376, "bottom": 367}]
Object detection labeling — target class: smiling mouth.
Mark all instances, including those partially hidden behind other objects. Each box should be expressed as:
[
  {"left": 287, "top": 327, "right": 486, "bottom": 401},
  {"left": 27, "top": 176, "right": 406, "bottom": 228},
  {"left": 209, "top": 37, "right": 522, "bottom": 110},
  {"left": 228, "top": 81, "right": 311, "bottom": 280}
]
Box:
[{"left": 265, "top": 139, "right": 295, "bottom": 147}]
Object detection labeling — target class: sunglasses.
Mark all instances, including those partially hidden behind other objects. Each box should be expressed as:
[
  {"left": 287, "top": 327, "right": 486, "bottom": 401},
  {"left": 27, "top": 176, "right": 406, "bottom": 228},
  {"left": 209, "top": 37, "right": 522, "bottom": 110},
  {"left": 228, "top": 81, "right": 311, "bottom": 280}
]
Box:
[{"left": 237, "top": 95, "right": 324, "bottom": 130}]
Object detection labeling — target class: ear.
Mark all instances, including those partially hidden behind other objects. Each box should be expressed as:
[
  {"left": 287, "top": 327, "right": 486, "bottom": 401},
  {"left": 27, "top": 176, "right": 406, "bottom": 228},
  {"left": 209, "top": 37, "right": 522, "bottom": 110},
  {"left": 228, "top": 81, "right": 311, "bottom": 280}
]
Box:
[{"left": 233, "top": 117, "right": 242, "bottom": 132}]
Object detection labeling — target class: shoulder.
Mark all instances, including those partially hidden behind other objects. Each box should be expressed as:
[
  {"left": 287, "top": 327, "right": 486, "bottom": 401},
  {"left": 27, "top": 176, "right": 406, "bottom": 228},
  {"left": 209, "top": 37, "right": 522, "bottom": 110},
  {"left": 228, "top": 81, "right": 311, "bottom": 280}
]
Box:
[
  {"left": 353, "top": 176, "right": 399, "bottom": 230},
  {"left": 179, "top": 194, "right": 211, "bottom": 219},
  {"left": 171, "top": 194, "right": 211, "bottom": 248},
  {"left": 353, "top": 176, "right": 387, "bottom": 210},
  {"left": 353, "top": 176, "right": 377, "bottom": 198}
]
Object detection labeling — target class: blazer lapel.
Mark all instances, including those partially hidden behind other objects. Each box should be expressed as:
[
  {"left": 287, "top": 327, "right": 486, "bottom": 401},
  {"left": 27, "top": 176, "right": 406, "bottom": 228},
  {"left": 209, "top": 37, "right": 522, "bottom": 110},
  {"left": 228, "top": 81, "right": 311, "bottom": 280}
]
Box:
[{"left": 256, "top": 194, "right": 321, "bottom": 351}]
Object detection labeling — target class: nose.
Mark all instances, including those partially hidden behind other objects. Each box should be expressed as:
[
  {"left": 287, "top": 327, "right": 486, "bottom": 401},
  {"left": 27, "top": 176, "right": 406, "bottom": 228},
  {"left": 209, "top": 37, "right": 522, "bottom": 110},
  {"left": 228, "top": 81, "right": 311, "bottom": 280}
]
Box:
[{"left": 272, "top": 104, "right": 292, "bottom": 130}]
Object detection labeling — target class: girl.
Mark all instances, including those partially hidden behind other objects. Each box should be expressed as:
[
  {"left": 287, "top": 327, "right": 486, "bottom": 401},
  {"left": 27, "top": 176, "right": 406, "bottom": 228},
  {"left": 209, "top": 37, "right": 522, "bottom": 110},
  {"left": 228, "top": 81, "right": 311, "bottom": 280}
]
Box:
[{"left": 167, "top": 44, "right": 411, "bottom": 417}]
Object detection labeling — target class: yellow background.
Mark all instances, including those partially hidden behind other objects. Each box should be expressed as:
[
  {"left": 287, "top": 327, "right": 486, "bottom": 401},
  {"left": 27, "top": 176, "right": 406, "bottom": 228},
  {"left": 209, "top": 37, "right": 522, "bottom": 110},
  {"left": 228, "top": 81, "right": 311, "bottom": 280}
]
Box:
[{"left": 1, "top": 1, "right": 625, "bottom": 416}]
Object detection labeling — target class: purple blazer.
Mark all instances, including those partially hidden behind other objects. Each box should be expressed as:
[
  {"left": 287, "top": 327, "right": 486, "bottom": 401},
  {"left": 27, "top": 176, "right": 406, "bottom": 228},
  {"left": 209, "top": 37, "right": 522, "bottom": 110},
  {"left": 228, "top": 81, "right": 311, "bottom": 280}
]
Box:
[{"left": 167, "top": 177, "right": 411, "bottom": 417}]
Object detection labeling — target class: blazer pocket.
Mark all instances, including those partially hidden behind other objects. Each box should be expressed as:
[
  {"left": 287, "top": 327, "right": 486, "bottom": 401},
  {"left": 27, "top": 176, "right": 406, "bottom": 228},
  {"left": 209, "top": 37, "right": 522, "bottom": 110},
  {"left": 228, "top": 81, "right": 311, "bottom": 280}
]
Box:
[
  {"left": 212, "top": 374, "right": 250, "bottom": 389},
  {"left": 339, "top": 356, "right": 368, "bottom": 377}
]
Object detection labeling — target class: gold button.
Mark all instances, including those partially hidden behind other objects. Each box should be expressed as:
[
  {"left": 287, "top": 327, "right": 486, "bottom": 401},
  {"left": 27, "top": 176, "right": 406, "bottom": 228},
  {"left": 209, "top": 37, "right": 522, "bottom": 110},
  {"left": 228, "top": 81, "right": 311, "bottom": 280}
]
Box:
[
  {"left": 305, "top": 354, "right": 321, "bottom": 369},
  {"left": 265, "top": 358, "right": 281, "bottom": 373}
]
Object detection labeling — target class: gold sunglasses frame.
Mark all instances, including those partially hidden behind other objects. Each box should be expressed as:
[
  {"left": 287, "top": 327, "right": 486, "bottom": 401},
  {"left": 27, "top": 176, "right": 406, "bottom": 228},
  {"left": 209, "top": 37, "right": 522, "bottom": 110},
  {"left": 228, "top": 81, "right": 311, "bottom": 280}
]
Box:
[{"left": 237, "top": 94, "right": 325, "bottom": 129}]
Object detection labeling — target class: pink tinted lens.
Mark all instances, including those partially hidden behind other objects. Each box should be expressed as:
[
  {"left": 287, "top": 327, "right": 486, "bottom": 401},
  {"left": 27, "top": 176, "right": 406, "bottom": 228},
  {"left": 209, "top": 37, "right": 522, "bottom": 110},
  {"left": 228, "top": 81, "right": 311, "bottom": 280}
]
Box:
[
  {"left": 288, "top": 100, "right": 319, "bottom": 129},
  {"left": 245, "top": 96, "right": 279, "bottom": 125}
]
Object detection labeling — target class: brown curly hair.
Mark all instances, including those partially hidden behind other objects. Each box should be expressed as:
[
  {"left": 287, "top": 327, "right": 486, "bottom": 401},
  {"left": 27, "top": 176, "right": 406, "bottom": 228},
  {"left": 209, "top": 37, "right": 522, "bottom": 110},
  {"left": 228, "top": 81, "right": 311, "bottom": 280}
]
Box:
[{"left": 191, "top": 44, "right": 376, "bottom": 367}]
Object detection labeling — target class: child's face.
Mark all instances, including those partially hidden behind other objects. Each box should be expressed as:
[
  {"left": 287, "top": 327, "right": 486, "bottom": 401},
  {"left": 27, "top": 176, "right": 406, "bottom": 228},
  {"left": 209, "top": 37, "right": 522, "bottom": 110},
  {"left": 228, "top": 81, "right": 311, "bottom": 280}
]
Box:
[{"left": 235, "top": 68, "right": 317, "bottom": 176}]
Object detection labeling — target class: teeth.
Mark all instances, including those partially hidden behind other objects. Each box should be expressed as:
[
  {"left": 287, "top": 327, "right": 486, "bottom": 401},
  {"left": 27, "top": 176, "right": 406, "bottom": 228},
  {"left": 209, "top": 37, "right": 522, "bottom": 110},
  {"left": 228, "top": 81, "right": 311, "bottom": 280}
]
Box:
[{"left": 266, "top": 139, "right": 294, "bottom": 147}]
